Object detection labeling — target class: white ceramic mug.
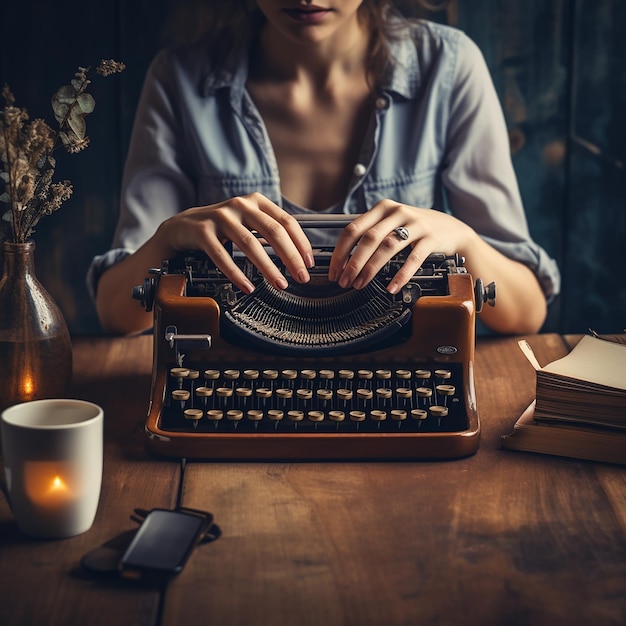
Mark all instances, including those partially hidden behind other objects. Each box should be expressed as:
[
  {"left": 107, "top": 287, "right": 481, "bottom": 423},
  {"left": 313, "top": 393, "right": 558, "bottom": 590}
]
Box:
[{"left": 1, "top": 399, "right": 103, "bottom": 539}]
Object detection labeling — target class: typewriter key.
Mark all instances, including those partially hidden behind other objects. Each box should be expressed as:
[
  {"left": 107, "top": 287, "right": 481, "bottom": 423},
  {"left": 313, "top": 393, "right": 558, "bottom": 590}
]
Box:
[
  {"left": 281, "top": 370, "right": 297, "bottom": 389},
  {"left": 337, "top": 389, "right": 353, "bottom": 402},
  {"left": 184, "top": 408, "right": 202, "bottom": 419},
  {"left": 316, "top": 389, "right": 333, "bottom": 403},
  {"left": 308, "top": 410, "right": 324, "bottom": 423},
  {"left": 236, "top": 388, "right": 253, "bottom": 406},
  {"left": 356, "top": 389, "right": 373, "bottom": 403},
  {"left": 267, "top": 409, "right": 284, "bottom": 422},
  {"left": 376, "top": 369, "right": 392, "bottom": 380},
  {"left": 243, "top": 369, "right": 259, "bottom": 380},
  {"left": 376, "top": 388, "right": 392, "bottom": 401},
  {"left": 436, "top": 384, "right": 456, "bottom": 406},
  {"left": 276, "top": 388, "right": 293, "bottom": 402},
  {"left": 349, "top": 410, "right": 366, "bottom": 422},
  {"left": 395, "top": 369, "right": 411, "bottom": 379},
  {"left": 417, "top": 387, "right": 433, "bottom": 405},
  {"left": 390, "top": 409, "right": 407, "bottom": 422},
  {"left": 206, "top": 409, "right": 223, "bottom": 422},
  {"left": 170, "top": 367, "right": 190, "bottom": 379},
  {"left": 224, "top": 369, "right": 240, "bottom": 383},
  {"left": 184, "top": 408, "right": 203, "bottom": 428},
  {"left": 415, "top": 369, "right": 431, "bottom": 381},
  {"left": 287, "top": 410, "right": 304, "bottom": 423},
  {"left": 430, "top": 405, "right": 449, "bottom": 426},
  {"left": 247, "top": 410, "right": 263, "bottom": 422},
  {"left": 195, "top": 388, "right": 213, "bottom": 407},
  {"left": 370, "top": 409, "right": 387, "bottom": 422},
  {"left": 435, "top": 369, "right": 452, "bottom": 381},
  {"left": 296, "top": 389, "right": 313, "bottom": 401},
  {"left": 172, "top": 389, "right": 190, "bottom": 408},
  {"left": 395, "top": 388, "right": 412, "bottom": 401},
  {"left": 328, "top": 410, "right": 345, "bottom": 422},
  {"left": 411, "top": 408, "right": 428, "bottom": 423}
]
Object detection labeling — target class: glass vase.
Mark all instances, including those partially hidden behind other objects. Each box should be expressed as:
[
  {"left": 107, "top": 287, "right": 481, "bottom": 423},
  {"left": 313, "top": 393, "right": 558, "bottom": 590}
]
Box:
[{"left": 0, "top": 241, "right": 72, "bottom": 412}]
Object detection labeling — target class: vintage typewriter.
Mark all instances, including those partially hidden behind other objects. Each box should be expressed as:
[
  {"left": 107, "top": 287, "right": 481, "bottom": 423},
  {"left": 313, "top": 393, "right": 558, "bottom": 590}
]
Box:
[{"left": 133, "top": 219, "right": 495, "bottom": 460}]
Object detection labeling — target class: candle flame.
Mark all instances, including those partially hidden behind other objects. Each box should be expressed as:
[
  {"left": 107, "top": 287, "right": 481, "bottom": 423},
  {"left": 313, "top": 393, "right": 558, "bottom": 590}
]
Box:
[
  {"left": 49, "top": 475, "right": 68, "bottom": 493},
  {"left": 21, "top": 374, "right": 35, "bottom": 398}
]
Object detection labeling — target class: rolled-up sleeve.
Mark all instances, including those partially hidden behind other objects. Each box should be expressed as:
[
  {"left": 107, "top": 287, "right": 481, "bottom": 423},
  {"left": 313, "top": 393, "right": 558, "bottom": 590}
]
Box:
[
  {"left": 441, "top": 34, "right": 560, "bottom": 302},
  {"left": 87, "top": 49, "right": 197, "bottom": 299}
]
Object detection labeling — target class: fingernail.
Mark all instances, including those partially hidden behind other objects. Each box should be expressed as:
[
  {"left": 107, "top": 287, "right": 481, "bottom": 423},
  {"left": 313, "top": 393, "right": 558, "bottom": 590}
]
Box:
[
  {"left": 328, "top": 269, "right": 337, "bottom": 282},
  {"left": 305, "top": 253, "right": 315, "bottom": 269},
  {"left": 276, "top": 276, "right": 288, "bottom": 290},
  {"left": 297, "top": 269, "right": 310, "bottom": 283},
  {"left": 388, "top": 282, "right": 399, "bottom": 295},
  {"left": 352, "top": 277, "right": 364, "bottom": 290},
  {"left": 339, "top": 276, "right": 350, "bottom": 289},
  {"left": 242, "top": 280, "right": 255, "bottom": 295}
]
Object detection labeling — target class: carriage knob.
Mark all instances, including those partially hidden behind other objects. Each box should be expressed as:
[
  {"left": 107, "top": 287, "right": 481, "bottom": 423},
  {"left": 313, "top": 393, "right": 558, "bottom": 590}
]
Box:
[{"left": 474, "top": 279, "right": 496, "bottom": 313}]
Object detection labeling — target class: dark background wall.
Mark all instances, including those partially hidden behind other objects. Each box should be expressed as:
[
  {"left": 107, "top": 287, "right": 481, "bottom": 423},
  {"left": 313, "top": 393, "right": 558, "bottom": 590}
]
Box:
[{"left": 1, "top": 0, "right": 624, "bottom": 335}]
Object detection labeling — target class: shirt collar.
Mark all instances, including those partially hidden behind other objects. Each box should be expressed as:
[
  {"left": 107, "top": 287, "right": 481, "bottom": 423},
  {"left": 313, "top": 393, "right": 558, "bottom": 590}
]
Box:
[{"left": 382, "top": 28, "right": 421, "bottom": 100}]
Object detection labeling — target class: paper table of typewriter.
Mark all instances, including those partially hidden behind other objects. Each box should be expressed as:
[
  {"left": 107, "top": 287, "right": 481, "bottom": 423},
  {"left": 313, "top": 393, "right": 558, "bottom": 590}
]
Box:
[{"left": 134, "top": 223, "right": 495, "bottom": 460}]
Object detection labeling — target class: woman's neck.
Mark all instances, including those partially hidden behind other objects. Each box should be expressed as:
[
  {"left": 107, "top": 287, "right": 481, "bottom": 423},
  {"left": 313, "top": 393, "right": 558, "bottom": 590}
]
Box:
[{"left": 251, "top": 15, "right": 371, "bottom": 91}]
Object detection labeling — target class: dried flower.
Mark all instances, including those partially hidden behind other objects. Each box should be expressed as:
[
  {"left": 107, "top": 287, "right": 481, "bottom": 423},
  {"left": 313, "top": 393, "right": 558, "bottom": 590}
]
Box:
[{"left": 0, "top": 60, "right": 125, "bottom": 243}]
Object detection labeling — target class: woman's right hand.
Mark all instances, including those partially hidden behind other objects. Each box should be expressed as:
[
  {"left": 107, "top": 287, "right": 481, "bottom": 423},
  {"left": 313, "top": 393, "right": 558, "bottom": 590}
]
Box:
[
  {"left": 96, "top": 193, "right": 314, "bottom": 334},
  {"left": 156, "top": 192, "right": 315, "bottom": 293}
]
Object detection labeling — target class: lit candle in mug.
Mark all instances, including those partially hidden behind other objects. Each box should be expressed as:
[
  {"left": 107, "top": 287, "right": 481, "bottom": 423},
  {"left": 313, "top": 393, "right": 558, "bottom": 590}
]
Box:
[
  {"left": 1, "top": 399, "right": 103, "bottom": 539},
  {"left": 24, "top": 462, "right": 77, "bottom": 510}
]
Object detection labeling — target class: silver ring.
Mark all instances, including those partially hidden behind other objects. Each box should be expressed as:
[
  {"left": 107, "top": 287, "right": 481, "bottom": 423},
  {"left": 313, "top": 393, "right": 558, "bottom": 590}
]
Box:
[{"left": 393, "top": 226, "right": 410, "bottom": 241}]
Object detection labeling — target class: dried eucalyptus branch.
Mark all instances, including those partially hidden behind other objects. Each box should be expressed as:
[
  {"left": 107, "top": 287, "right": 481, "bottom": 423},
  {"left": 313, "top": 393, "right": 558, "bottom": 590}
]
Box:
[{"left": 0, "top": 59, "right": 125, "bottom": 243}]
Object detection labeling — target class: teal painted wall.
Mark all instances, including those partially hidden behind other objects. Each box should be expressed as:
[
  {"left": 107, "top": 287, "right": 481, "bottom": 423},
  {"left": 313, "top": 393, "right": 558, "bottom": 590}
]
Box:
[{"left": 1, "top": 0, "right": 624, "bottom": 335}]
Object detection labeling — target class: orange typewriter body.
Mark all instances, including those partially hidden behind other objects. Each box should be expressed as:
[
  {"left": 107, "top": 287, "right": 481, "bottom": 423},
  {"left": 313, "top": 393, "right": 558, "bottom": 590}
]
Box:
[{"left": 138, "top": 246, "right": 494, "bottom": 461}]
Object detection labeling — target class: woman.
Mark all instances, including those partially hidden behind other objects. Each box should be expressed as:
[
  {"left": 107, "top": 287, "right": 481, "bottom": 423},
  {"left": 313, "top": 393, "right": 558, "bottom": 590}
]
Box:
[{"left": 90, "top": 0, "right": 560, "bottom": 335}]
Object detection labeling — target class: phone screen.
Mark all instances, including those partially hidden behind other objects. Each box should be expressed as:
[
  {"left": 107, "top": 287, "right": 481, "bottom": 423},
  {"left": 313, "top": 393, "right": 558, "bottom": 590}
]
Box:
[{"left": 120, "top": 509, "right": 207, "bottom": 574}]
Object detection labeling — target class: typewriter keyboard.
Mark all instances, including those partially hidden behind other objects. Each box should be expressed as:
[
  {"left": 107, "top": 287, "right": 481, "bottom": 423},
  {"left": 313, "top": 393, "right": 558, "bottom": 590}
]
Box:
[{"left": 160, "top": 364, "right": 468, "bottom": 434}]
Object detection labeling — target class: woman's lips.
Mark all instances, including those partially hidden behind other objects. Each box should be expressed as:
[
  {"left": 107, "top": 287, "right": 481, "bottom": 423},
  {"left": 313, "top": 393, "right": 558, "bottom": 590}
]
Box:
[{"left": 283, "top": 8, "right": 332, "bottom": 23}]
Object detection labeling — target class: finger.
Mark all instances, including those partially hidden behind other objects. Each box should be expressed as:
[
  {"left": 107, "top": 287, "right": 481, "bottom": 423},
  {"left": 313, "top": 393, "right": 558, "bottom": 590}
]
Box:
[
  {"left": 195, "top": 205, "right": 290, "bottom": 292},
  {"left": 386, "top": 239, "right": 432, "bottom": 295},
  {"left": 328, "top": 212, "right": 382, "bottom": 281},
  {"left": 336, "top": 216, "right": 402, "bottom": 288},
  {"left": 239, "top": 195, "right": 314, "bottom": 283},
  {"left": 350, "top": 233, "right": 410, "bottom": 290},
  {"left": 202, "top": 239, "right": 257, "bottom": 294}
]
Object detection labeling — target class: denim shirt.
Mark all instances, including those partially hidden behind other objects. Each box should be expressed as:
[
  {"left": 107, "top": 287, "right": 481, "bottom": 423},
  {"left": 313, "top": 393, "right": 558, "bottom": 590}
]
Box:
[{"left": 88, "top": 19, "right": 560, "bottom": 302}]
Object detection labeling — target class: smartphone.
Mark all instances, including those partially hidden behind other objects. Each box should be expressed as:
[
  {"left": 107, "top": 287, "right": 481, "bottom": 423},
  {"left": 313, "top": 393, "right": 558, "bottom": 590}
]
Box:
[{"left": 119, "top": 508, "right": 213, "bottom": 580}]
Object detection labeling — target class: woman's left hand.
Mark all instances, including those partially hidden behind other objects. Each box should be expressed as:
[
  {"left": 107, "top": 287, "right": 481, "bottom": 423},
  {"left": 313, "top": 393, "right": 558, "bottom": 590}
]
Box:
[{"left": 328, "top": 199, "right": 473, "bottom": 294}]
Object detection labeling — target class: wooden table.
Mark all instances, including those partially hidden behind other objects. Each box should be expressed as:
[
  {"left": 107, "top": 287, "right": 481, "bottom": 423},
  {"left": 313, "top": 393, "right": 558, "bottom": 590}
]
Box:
[{"left": 1, "top": 334, "right": 624, "bottom": 626}]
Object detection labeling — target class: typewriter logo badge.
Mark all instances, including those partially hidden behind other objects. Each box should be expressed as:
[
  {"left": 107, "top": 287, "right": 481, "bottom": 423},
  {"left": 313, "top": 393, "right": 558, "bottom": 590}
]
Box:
[{"left": 437, "top": 345, "right": 458, "bottom": 355}]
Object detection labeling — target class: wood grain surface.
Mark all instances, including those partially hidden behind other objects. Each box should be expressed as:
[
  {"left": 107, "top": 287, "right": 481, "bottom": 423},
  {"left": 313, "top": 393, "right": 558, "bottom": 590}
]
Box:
[{"left": 1, "top": 334, "right": 625, "bottom": 626}]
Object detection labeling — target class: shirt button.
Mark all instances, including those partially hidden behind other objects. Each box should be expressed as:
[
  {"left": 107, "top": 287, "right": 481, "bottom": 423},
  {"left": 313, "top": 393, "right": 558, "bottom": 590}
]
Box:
[
  {"left": 375, "top": 96, "right": 389, "bottom": 110},
  {"left": 353, "top": 163, "right": 367, "bottom": 177}
]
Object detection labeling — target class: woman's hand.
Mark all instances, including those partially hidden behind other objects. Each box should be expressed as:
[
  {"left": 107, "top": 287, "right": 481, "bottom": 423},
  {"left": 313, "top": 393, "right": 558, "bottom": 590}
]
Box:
[
  {"left": 328, "top": 199, "right": 473, "bottom": 294},
  {"left": 327, "top": 198, "right": 547, "bottom": 334},
  {"left": 96, "top": 193, "right": 315, "bottom": 335},
  {"left": 157, "top": 192, "right": 315, "bottom": 293}
]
